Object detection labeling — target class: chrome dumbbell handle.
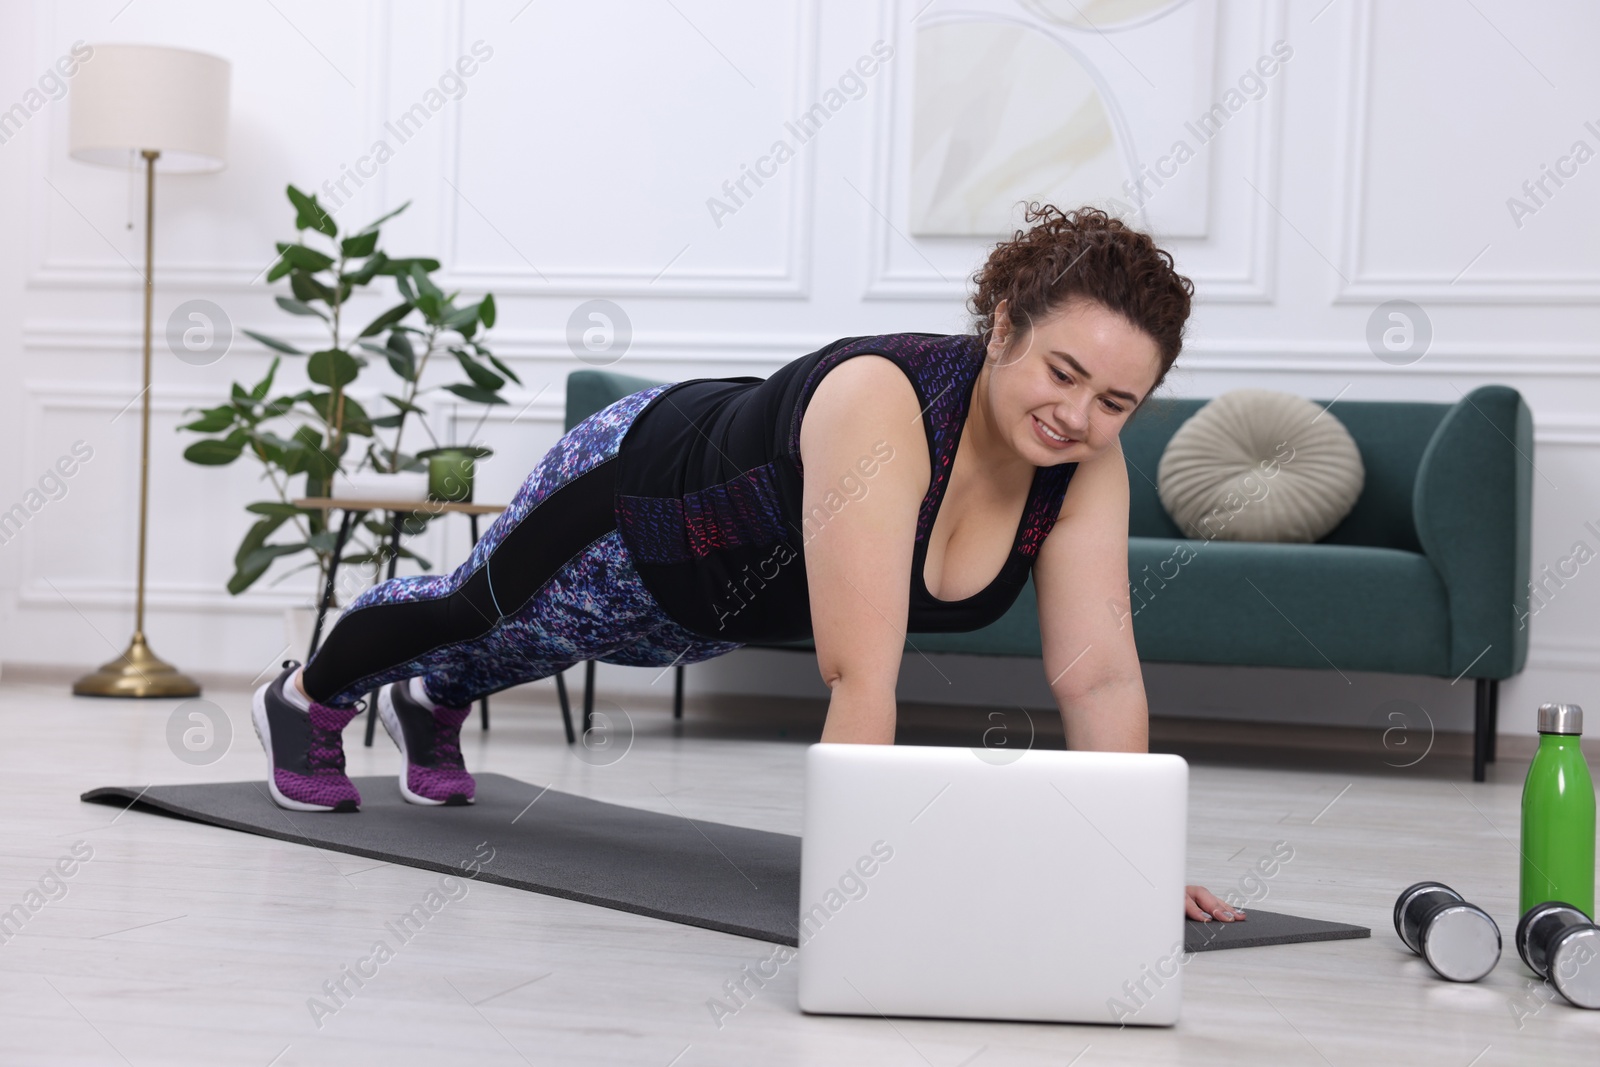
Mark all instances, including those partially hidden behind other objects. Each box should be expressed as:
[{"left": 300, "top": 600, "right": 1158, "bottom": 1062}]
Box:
[
  {"left": 1515, "top": 901, "right": 1588, "bottom": 977},
  {"left": 1393, "top": 881, "right": 1502, "bottom": 983},
  {"left": 1517, "top": 901, "right": 1600, "bottom": 1010},
  {"left": 1394, "top": 881, "right": 1459, "bottom": 953}
]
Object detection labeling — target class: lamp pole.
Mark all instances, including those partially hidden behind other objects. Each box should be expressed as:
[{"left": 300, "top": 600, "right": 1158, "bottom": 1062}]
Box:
[{"left": 73, "top": 148, "right": 201, "bottom": 698}]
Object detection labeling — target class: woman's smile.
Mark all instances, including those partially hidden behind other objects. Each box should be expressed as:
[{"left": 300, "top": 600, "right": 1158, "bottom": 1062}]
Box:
[{"left": 1031, "top": 412, "right": 1076, "bottom": 450}]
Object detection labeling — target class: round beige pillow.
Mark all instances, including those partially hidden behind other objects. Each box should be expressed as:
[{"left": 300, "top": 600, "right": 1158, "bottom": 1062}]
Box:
[{"left": 1156, "top": 389, "right": 1365, "bottom": 543}]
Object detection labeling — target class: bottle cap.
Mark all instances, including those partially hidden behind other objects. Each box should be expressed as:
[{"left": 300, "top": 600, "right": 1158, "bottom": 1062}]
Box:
[{"left": 1537, "top": 703, "right": 1584, "bottom": 735}]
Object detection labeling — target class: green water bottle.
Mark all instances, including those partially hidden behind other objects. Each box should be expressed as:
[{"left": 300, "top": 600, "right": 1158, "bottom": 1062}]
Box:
[{"left": 1520, "top": 703, "right": 1596, "bottom": 920}]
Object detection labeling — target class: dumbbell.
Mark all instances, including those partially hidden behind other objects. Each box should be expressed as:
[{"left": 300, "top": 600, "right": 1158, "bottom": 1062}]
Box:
[
  {"left": 1515, "top": 902, "right": 1600, "bottom": 1009},
  {"left": 1392, "top": 881, "right": 1502, "bottom": 982}
]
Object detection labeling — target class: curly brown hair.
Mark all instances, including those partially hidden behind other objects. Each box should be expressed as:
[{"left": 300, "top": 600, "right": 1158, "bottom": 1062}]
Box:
[{"left": 968, "top": 202, "right": 1194, "bottom": 404}]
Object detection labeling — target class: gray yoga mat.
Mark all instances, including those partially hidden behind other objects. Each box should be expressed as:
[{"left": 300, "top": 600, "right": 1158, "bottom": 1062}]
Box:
[
  {"left": 1185, "top": 905, "right": 1368, "bottom": 950},
  {"left": 82, "top": 774, "right": 1368, "bottom": 951}
]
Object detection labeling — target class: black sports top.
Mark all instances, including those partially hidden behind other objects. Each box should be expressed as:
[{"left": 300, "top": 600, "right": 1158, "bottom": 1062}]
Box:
[{"left": 612, "top": 332, "right": 1078, "bottom": 643}]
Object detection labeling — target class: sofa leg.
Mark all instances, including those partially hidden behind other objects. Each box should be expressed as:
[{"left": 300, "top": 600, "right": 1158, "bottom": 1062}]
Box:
[
  {"left": 583, "top": 659, "right": 596, "bottom": 736},
  {"left": 555, "top": 670, "right": 575, "bottom": 745},
  {"left": 1487, "top": 678, "right": 1499, "bottom": 762},
  {"left": 1473, "top": 678, "right": 1492, "bottom": 782},
  {"left": 673, "top": 664, "right": 684, "bottom": 721}
]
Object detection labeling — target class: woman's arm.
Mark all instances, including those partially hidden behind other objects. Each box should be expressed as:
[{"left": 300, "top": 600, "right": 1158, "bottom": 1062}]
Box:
[
  {"left": 1036, "top": 443, "right": 1245, "bottom": 921},
  {"left": 798, "top": 356, "right": 931, "bottom": 745},
  {"left": 1033, "top": 439, "right": 1149, "bottom": 753}
]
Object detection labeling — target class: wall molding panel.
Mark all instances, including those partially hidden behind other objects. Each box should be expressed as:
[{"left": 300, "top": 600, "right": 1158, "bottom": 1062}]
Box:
[
  {"left": 1331, "top": 0, "right": 1600, "bottom": 305},
  {"left": 5, "top": 0, "right": 1598, "bottom": 715}
]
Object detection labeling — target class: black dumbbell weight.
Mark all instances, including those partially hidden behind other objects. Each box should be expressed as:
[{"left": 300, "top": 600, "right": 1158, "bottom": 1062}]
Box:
[
  {"left": 1392, "top": 881, "right": 1502, "bottom": 982},
  {"left": 1515, "top": 901, "right": 1600, "bottom": 1009}
]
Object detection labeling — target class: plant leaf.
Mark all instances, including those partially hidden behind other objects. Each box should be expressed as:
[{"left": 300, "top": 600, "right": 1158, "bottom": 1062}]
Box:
[
  {"left": 340, "top": 395, "right": 374, "bottom": 437},
  {"left": 245, "top": 501, "right": 306, "bottom": 518},
  {"left": 453, "top": 348, "right": 505, "bottom": 391},
  {"left": 234, "top": 541, "right": 310, "bottom": 593},
  {"left": 294, "top": 423, "right": 329, "bottom": 451},
  {"left": 384, "top": 393, "right": 426, "bottom": 414},
  {"left": 343, "top": 250, "right": 389, "bottom": 287},
  {"left": 249, "top": 356, "right": 282, "bottom": 401},
  {"left": 234, "top": 514, "right": 288, "bottom": 567},
  {"left": 247, "top": 433, "right": 285, "bottom": 465},
  {"left": 180, "top": 406, "right": 236, "bottom": 434},
  {"left": 307, "top": 348, "right": 360, "bottom": 388},
  {"left": 281, "top": 425, "right": 340, "bottom": 478},
  {"left": 241, "top": 542, "right": 307, "bottom": 570},
  {"left": 441, "top": 382, "right": 506, "bottom": 405},
  {"left": 393, "top": 545, "right": 433, "bottom": 570},
  {"left": 385, "top": 331, "right": 417, "bottom": 381},
  {"left": 275, "top": 296, "right": 330, "bottom": 321},
  {"left": 408, "top": 261, "right": 443, "bottom": 300},
  {"left": 287, "top": 184, "right": 337, "bottom": 238},
  {"left": 359, "top": 302, "right": 412, "bottom": 338},
  {"left": 242, "top": 329, "right": 304, "bottom": 355},
  {"left": 376, "top": 256, "right": 441, "bottom": 276},
  {"left": 443, "top": 303, "right": 480, "bottom": 331},
  {"left": 479, "top": 292, "right": 496, "bottom": 328},
  {"left": 356, "top": 200, "right": 411, "bottom": 235},
  {"left": 485, "top": 351, "right": 521, "bottom": 386},
  {"left": 290, "top": 270, "right": 335, "bottom": 304},
  {"left": 183, "top": 438, "right": 245, "bottom": 465},
  {"left": 340, "top": 230, "right": 379, "bottom": 258},
  {"left": 277, "top": 243, "right": 335, "bottom": 273},
  {"left": 307, "top": 529, "right": 341, "bottom": 554},
  {"left": 228, "top": 524, "right": 292, "bottom": 593},
  {"left": 301, "top": 392, "right": 372, "bottom": 439}
]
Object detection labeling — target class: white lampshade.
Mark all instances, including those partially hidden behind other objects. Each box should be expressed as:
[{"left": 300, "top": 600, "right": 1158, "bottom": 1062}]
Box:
[{"left": 69, "top": 43, "right": 230, "bottom": 172}]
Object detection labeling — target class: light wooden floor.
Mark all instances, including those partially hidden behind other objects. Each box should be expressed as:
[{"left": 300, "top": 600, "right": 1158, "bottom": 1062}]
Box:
[{"left": 1, "top": 670, "right": 1597, "bottom": 1066}]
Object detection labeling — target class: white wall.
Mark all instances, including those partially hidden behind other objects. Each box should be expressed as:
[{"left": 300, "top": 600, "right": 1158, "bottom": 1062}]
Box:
[{"left": 2, "top": 0, "right": 1595, "bottom": 741}]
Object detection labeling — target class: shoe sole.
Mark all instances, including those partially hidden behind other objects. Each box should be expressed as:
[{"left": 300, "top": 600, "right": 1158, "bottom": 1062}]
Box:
[
  {"left": 251, "top": 676, "right": 359, "bottom": 813},
  {"left": 378, "top": 683, "right": 475, "bottom": 806}
]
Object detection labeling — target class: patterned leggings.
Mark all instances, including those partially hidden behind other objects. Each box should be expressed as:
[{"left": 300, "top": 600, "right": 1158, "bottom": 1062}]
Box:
[{"left": 300, "top": 384, "right": 746, "bottom": 710}]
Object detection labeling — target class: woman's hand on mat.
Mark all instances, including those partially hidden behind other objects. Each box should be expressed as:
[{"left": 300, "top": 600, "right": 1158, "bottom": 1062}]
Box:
[{"left": 1185, "top": 884, "right": 1247, "bottom": 922}]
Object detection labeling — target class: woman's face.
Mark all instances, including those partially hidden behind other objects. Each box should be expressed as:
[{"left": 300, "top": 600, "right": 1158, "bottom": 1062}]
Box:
[{"left": 983, "top": 297, "right": 1163, "bottom": 464}]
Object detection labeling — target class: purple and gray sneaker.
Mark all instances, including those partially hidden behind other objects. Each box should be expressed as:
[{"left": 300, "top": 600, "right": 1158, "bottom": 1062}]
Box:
[
  {"left": 251, "top": 659, "right": 362, "bottom": 812},
  {"left": 378, "top": 678, "right": 476, "bottom": 806}
]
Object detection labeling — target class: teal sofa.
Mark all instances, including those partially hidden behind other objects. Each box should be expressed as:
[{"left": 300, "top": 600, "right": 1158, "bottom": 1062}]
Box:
[{"left": 560, "top": 370, "right": 1533, "bottom": 781}]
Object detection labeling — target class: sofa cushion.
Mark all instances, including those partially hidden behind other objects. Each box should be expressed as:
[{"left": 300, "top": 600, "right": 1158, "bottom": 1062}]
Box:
[{"left": 1156, "top": 389, "right": 1365, "bottom": 543}]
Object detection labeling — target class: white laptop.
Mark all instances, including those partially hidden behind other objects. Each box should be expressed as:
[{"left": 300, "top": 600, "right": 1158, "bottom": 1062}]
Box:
[{"left": 797, "top": 743, "right": 1189, "bottom": 1026}]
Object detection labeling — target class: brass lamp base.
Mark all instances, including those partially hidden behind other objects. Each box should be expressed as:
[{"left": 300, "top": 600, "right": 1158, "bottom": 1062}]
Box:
[{"left": 72, "top": 631, "right": 201, "bottom": 698}]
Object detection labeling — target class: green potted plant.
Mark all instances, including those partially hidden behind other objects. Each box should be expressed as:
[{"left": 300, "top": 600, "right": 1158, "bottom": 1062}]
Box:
[
  {"left": 178, "top": 185, "right": 519, "bottom": 638},
  {"left": 419, "top": 446, "right": 489, "bottom": 502},
  {"left": 418, "top": 401, "right": 504, "bottom": 503}
]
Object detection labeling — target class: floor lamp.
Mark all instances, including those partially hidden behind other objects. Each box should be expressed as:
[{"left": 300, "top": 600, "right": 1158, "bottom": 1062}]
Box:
[{"left": 68, "top": 44, "right": 230, "bottom": 698}]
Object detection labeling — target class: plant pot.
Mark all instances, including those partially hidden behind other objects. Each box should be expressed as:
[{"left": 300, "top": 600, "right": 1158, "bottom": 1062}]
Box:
[
  {"left": 334, "top": 469, "right": 431, "bottom": 502},
  {"left": 419, "top": 446, "right": 492, "bottom": 503}
]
